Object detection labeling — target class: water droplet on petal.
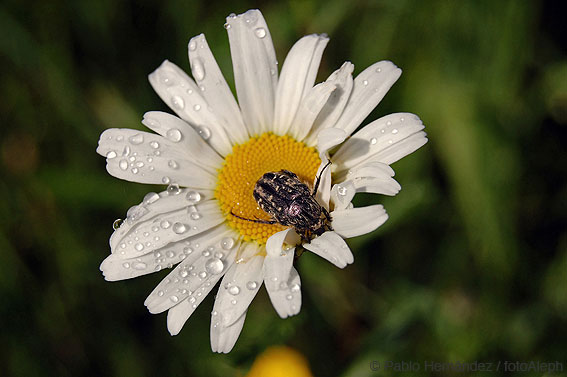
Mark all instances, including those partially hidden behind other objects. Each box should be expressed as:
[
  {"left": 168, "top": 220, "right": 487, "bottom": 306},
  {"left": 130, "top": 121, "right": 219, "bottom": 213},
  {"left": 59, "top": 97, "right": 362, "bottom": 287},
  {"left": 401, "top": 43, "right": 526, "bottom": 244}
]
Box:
[
  {"left": 224, "top": 22, "right": 231, "bottom": 30},
  {"left": 160, "top": 220, "right": 171, "bottom": 229},
  {"left": 228, "top": 285, "right": 240, "bottom": 295},
  {"left": 205, "top": 258, "right": 224, "bottom": 274},
  {"left": 290, "top": 283, "right": 301, "bottom": 292},
  {"left": 133, "top": 262, "right": 147, "bottom": 270},
  {"left": 190, "top": 212, "right": 201, "bottom": 220},
  {"left": 170, "top": 295, "right": 179, "bottom": 303},
  {"left": 172, "top": 222, "right": 187, "bottom": 234},
  {"left": 183, "top": 247, "right": 193, "bottom": 254},
  {"left": 168, "top": 160, "right": 179, "bottom": 169},
  {"left": 189, "top": 40, "right": 197, "bottom": 51},
  {"left": 122, "top": 262, "right": 130, "bottom": 268},
  {"left": 286, "top": 294, "right": 293, "bottom": 300},
  {"left": 337, "top": 185, "right": 347, "bottom": 196},
  {"left": 370, "top": 137, "right": 377, "bottom": 145},
  {"left": 162, "top": 176, "right": 171, "bottom": 184},
  {"left": 129, "top": 134, "right": 144, "bottom": 145},
  {"left": 197, "top": 126, "right": 211, "bottom": 140},
  {"left": 166, "top": 128, "right": 182, "bottom": 142},
  {"left": 166, "top": 250, "right": 176, "bottom": 258},
  {"left": 193, "top": 104, "right": 201, "bottom": 112},
  {"left": 113, "top": 219, "right": 123, "bottom": 230},
  {"left": 172, "top": 96, "right": 185, "bottom": 110},
  {"left": 192, "top": 58, "right": 205, "bottom": 81},
  {"left": 135, "top": 243, "right": 144, "bottom": 251},
  {"left": 246, "top": 281, "right": 258, "bottom": 290},
  {"left": 149, "top": 141, "right": 160, "bottom": 149},
  {"left": 198, "top": 271, "right": 208, "bottom": 279},
  {"left": 392, "top": 128, "right": 399, "bottom": 134},
  {"left": 143, "top": 192, "right": 160, "bottom": 204},
  {"left": 106, "top": 151, "right": 117, "bottom": 159},
  {"left": 186, "top": 191, "right": 202, "bottom": 203},
  {"left": 376, "top": 67, "right": 382, "bottom": 73},
  {"left": 167, "top": 184, "right": 181, "bottom": 195},
  {"left": 363, "top": 79, "right": 369, "bottom": 86},
  {"left": 255, "top": 27, "right": 266, "bottom": 38},
  {"left": 221, "top": 237, "right": 235, "bottom": 250},
  {"left": 119, "top": 159, "right": 128, "bottom": 170},
  {"left": 386, "top": 121, "right": 392, "bottom": 126}
]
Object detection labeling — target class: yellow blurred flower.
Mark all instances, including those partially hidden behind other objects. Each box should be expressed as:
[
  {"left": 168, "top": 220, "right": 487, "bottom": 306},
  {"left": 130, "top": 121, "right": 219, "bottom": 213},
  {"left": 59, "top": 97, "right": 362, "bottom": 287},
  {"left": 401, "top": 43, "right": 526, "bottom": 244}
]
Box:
[{"left": 246, "top": 346, "right": 313, "bottom": 377}]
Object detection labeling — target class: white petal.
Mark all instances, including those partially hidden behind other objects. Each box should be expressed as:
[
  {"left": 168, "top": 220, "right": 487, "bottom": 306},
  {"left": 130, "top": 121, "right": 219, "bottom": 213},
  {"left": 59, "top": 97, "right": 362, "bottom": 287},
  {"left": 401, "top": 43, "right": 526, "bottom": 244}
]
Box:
[
  {"left": 331, "top": 205, "right": 388, "bottom": 238},
  {"left": 329, "top": 181, "right": 356, "bottom": 211},
  {"left": 289, "top": 81, "right": 336, "bottom": 142},
  {"left": 212, "top": 243, "right": 264, "bottom": 327},
  {"left": 101, "top": 223, "right": 232, "bottom": 281},
  {"left": 110, "top": 200, "right": 224, "bottom": 260},
  {"left": 305, "top": 62, "right": 354, "bottom": 146},
  {"left": 314, "top": 128, "right": 346, "bottom": 209},
  {"left": 265, "top": 267, "right": 302, "bottom": 318},
  {"left": 188, "top": 34, "right": 249, "bottom": 145},
  {"left": 97, "top": 128, "right": 216, "bottom": 188},
  {"left": 264, "top": 229, "right": 296, "bottom": 292},
  {"left": 145, "top": 230, "right": 239, "bottom": 314},
  {"left": 333, "top": 113, "right": 427, "bottom": 173},
  {"left": 166, "top": 272, "right": 223, "bottom": 335},
  {"left": 210, "top": 311, "right": 246, "bottom": 353},
  {"left": 226, "top": 10, "right": 278, "bottom": 136},
  {"left": 274, "top": 34, "right": 329, "bottom": 135},
  {"left": 345, "top": 161, "right": 401, "bottom": 196},
  {"left": 333, "top": 61, "right": 402, "bottom": 137},
  {"left": 303, "top": 231, "right": 353, "bottom": 268},
  {"left": 148, "top": 60, "right": 233, "bottom": 156},
  {"left": 108, "top": 188, "right": 215, "bottom": 253},
  {"left": 141, "top": 111, "right": 223, "bottom": 171}
]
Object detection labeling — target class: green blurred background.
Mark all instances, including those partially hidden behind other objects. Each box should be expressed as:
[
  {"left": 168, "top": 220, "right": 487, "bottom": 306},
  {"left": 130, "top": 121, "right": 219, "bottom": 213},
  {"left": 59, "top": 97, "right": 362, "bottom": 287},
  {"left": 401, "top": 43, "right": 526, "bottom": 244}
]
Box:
[{"left": 1, "top": 0, "right": 566, "bottom": 376}]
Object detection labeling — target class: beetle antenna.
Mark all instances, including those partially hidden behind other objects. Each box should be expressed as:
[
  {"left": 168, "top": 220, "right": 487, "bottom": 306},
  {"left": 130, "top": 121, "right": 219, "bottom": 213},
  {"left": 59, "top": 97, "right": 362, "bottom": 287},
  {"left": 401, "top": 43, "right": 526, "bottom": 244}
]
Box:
[{"left": 312, "top": 159, "right": 332, "bottom": 196}]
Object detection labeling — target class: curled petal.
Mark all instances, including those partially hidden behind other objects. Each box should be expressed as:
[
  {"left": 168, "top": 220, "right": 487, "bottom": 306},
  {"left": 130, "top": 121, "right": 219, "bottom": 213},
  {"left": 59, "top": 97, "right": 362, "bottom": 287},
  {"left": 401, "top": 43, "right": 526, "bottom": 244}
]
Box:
[
  {"left": 331, "top": 205, "right": 388, "bottom": 238},
  {"left": 303, "top": 231, "right": 353, "bottom": 268}
]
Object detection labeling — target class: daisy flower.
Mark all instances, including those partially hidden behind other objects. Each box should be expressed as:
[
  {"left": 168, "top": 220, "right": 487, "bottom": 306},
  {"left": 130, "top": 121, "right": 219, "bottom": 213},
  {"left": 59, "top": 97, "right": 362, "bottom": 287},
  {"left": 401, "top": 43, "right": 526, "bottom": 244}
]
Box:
[{"left": 97, "top": 9, "right": 427, "bottom": 353}]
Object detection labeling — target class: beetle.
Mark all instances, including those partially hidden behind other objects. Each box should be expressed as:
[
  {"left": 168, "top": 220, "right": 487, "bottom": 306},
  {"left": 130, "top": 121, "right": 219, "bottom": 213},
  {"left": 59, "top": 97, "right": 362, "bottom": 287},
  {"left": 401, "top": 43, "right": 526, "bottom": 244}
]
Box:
[{"left": 231, "top": 161, "right": 333, "bottom": 242}]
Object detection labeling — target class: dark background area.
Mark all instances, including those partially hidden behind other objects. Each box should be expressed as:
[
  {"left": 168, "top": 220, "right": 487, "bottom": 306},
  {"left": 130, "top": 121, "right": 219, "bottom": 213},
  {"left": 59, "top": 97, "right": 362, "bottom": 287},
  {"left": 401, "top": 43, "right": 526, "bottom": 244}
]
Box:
[{"left": 1, "top": 0, "right": 566, "bottom": 376}]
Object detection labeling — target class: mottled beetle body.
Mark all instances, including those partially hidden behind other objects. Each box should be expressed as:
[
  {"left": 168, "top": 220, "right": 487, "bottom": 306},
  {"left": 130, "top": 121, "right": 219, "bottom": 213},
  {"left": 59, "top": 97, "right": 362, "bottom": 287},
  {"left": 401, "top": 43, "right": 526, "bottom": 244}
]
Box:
[{"left": 232, "top": 163, "right": 333, "bottom": 242}]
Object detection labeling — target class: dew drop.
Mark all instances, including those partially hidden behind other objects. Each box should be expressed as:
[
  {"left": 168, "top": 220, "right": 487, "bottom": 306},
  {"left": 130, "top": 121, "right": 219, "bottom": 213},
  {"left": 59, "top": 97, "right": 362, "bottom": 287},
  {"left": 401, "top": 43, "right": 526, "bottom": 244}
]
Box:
[
  {"left": 180, "top": 270, "right": 188, "bottom": 278},
  {"left": 183, "top": 247, "right": 193, "bottom": 255},
  {"left": 186, "top": 191, "right": 202, "bottom": 203},
  {"left": 106, "top": 151, "right": 117, "bottom": 159},
  {"left": 131, "top": 167, "right": 139, "bottom": 174},
  {"left": 392, "top": 128, "right": 399, "bottom": 134},
  {"left": 337, "top": 185, "right": 347, "bottom": 196},
  {"left": 149, "top": 141, "right": 160, "bottom": 149},
  {"left": 160, "top": 220, "right": 171, "bottom": 229},
  {"left": 221, "top": 237, "right": 235, "bottom": 250},
  {"left": 228, "top": 285, "right": 240, "bottom": 295},
  {"left": 129, "top": 134, "right": 144, "bottom": 145},
  {"left": 166, "top": 250, "right": 176, "bottom": 258},
  {"left": 246, "top": 281, "right": 258, "bottom": 290},
  {"left": 290, "top": 283, "right": 301, "bottom": 292},
  {"left": 190, "top": 212, "right": 201, "bottom": 220},
  {"left": 363, "top": 79, "right": 369, "bottom": 86},
  {"left": 192, "top": 58, "right": 206, "bottom": 81},
  {"left": 119, "top": 159, "right": 128, "bottom": 170},
  {"left": 286, "top": 294, "right": 293, "bottom": 301},
  {"left": 162, "top": 176, "right": 171, "bottom": 184},
  {"left": 202, "top": 250, "right": 210, "bottom": 257},
  {"left": 166, "top": 128, "right": 182, "bottom": 142},
  {"left": 155, "top": 265, "right": 162, "bottom": 271},
  {"left": 112, "top": 219, "right": 123, "bottom": 230},
  {"left": 254, "top": 27, "right": 266, "bottom": 38},
  {"left": 168, "top": 160, "right": 179, "bottom": 169},
  {"left": 376, "top": 67, "right": 382, "bottom": 73},
  {"left": 171, "top": 96, "right": 185, "bottom": 110},
  {"left": 135, "top": 243, "right": 144, "bottom": 251},
  {"left": 122, "top": 145, "right": 130, "bottom": 156},
  {"left": 223, "top": 22, "right": 231, "bottom": 30},
  {"left": 205, "top": 258, "right": 224, "bottom": 275},
  {"left": 143, "top": 192, "right": 160, "bottom": 205},
  {"left": 386, "top": 120, "right": 392, "bottom": 126},
  {"left": 188, "top": 40, "right": 196, "bottom": 51},
  {"left": 167, "top": 183, "right": 181, "bottom": 195},
  {"left": 122, "top": 262, "right": 130, "bottom": 268},
  {"left": 158, "top": 290, "right": 164, "bottom": 297},
  {"left": 370, "top": 137, "right": 378, "bottom": 145},
  {"left": 197, "top": 126, "right": 211, "bottom": 140},
  {"left": 170, "top": 295, "right": 179, "bottom": 303},
  {"left": 172, "top": 222, "right": 187, "bottom": 234},
  {"left": 198, "top": 271, "right": 208, "bottom": 279},
  {"left": 133, "top": 262, "right": 147, "bottom": 270}
]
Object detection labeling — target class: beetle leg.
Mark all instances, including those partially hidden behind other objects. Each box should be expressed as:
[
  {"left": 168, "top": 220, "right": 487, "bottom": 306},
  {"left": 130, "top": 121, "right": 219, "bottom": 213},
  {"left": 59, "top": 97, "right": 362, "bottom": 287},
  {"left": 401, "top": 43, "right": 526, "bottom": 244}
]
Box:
[
  {"left": 230, "top": 211, "right": 277, "bottom": 224},
  {"left": 312, "top": 159, "right": 332, "bottom": 196}
]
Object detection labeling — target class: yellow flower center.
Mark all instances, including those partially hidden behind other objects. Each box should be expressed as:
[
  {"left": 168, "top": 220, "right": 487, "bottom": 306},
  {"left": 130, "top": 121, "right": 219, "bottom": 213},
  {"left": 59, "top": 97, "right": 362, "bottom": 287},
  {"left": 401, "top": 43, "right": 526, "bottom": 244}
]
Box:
[{"left": 215, "top": 133, "right": 321, "bottom": 244}]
